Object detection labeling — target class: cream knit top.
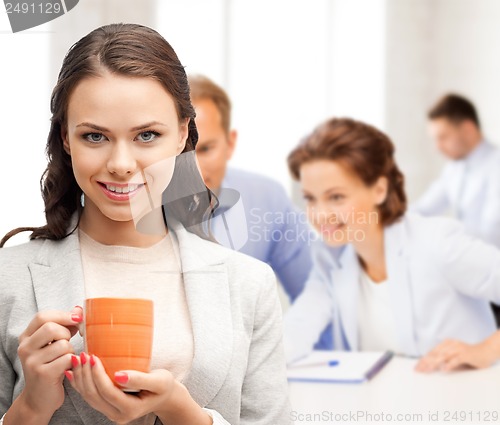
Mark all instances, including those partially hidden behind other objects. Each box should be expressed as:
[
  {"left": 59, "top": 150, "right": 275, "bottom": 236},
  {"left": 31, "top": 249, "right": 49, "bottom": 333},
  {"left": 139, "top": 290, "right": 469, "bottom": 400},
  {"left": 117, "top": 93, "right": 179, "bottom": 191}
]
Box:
[{"left": 78, "top": 228, "right": 194, "bottom": 425}]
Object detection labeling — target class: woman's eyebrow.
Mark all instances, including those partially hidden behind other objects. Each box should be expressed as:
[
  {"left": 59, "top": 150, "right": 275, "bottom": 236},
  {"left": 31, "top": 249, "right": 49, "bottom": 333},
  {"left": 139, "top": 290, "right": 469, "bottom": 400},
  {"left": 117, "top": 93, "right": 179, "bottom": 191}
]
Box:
[
  {"left": 325, "top": 187, "right": 343, "bottom": 193},
  {"left": 131, "top": 121, "right": 169, "bottom": 131},
  {"left": 76, "top": 121, "right": 169, "bottom": 132},
  {"left": 323, "top": 187, "right": 344, "bottom": 195},
  {"left": 76, "top": 122, "right": 109, "bottom": 132}
]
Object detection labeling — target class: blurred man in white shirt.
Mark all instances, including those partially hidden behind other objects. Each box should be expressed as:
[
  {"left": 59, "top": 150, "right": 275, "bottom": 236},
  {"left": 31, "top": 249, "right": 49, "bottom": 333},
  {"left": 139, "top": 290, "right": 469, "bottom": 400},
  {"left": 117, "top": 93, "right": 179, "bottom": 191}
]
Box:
[{"left": 414, "top": 93, "right": 500, "bottom": 325}]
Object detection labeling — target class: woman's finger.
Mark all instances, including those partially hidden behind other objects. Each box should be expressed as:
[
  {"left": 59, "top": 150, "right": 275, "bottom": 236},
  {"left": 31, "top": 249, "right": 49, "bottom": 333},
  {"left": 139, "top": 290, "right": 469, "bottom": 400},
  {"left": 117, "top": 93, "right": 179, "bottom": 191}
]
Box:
[
  {"left": 89, "top": 356, "right": 128, "bottom": 405},
  {"left": 32, "top": 338, "right": 75, "bottom": 365},
  {"left": 115, "top": 369, "right": 175, "bottom": 395},
  {"left": 416, "top": 349, "right": 447, "bottom": 372},
  {"left": 70, "top": 305, "right": 85, "bottom": 337},
  {"left": 415, "top": 357, "right": 433, "bottom": 373},
  {"left": 71, "top": 353, "right": 87, "bottom": 394},
  {"left": 421, "top": 345, "right": 444, "bottom": 364},
  {"left": 88, "top": 356, "right": 145, "bottom": 422},
  {"left": 441, "top": 354, "right": 465, "bottom": 372},
  {"left": 20, "top": 310, "right": 82, "bottom": 341},
  {"left": 39, "top": 352, "right": 74, "bottom": 379},
  {"left": 69, "top": 353, "right": 121, "bottom": 418},
  {"left": 417, "top": 353, "right": 441, "bottom": 372},
  {"left": 80, "top": 353, "right": 101, "bottom": 399},
  {"left": 21, "top": 321, "right": 72, "bottom": 352}
]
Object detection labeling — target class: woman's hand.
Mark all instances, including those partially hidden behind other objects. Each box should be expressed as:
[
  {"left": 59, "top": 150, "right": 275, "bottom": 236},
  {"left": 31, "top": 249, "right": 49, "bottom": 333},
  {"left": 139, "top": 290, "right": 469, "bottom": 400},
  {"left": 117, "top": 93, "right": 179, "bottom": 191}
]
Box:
[
  {"left": 415, "top": 336, "right": 500, "bottom": 373},
  {"left": 16, "top": 307, "right": 82, "bottom": 418},
  {"left": 67, "top": 353, "right": 212, "bottom": 425}
]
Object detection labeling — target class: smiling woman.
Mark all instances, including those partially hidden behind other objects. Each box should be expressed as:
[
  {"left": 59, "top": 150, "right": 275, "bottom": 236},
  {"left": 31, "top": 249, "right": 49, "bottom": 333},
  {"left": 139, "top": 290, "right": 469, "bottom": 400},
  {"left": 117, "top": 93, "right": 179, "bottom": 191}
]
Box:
[
  {"left": 62, "top": 72, "right": 189, "bottom": 243},
  {"left": 0, "top": 23, "right": 292, "bottom": 425},
  {"left": 283, "top": 117, "right": 500, "bottom": 374}
]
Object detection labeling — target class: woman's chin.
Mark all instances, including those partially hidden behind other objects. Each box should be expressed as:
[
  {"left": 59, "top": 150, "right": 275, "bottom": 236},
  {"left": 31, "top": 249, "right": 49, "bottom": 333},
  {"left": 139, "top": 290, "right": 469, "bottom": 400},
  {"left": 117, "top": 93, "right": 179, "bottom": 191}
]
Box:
[{"left": 105, "top": 212, "right": 136, "bottom": 224}]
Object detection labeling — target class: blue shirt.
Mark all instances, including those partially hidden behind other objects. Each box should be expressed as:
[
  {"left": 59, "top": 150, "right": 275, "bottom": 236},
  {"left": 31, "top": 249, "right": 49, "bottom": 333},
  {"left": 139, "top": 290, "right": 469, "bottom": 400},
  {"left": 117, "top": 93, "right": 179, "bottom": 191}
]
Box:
[
  {"left": 211, "top": 167, "right": 313, "bottom": 300},
  {"left": 210, "top": 168, "right": 333, "bottom": 349}
]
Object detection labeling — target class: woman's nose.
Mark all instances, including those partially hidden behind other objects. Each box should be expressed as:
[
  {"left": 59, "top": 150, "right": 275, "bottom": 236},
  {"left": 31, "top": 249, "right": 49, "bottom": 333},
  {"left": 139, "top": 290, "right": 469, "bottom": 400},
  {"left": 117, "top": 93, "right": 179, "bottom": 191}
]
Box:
[{"left": 106, "top": 142, "right": 137, "bottom": 176}]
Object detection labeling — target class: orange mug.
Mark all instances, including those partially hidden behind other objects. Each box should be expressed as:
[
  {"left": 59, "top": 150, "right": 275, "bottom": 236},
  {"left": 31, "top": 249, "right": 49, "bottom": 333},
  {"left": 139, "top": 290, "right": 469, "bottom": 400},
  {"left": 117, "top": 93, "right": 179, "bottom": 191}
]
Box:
[{"left": 85, "top": 298, "right": 154, "bottom": 390}]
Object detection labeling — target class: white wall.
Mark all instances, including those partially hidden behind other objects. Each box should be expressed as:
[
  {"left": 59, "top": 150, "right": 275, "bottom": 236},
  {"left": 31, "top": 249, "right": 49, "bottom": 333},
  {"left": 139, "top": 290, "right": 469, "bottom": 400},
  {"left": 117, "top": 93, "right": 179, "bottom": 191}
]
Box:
[
  {"left": 385, "top": 0, "right": 500, "bottom": 202},
  {"left": 155, "top": 0, "right": 227, "bottom": 85},
  {"left": 157, "top": 0, "right": 386, "bottom": 194},
  {"left": 432, "top": 0, "right": 500, "bottom": 144},
  {"left": 0, "top": 14, "right": 51, "bottom": 243},
  {"left": 384, "top": 0, "right": 438, "bottom": 202}
]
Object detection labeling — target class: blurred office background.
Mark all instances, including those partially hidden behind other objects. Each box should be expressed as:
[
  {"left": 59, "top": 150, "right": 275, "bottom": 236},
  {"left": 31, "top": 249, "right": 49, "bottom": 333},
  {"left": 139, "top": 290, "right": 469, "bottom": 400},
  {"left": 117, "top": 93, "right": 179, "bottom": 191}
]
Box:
[{"left": 2, "top": 0, "right": 500, "bottom": 241}]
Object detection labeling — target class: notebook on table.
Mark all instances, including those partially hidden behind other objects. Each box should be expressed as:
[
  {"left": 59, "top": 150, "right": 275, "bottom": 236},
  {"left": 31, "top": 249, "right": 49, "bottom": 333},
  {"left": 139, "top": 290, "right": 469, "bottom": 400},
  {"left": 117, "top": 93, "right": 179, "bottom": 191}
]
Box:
[{"left": 287, "top": 350, "right": 394, "bottom": 384}]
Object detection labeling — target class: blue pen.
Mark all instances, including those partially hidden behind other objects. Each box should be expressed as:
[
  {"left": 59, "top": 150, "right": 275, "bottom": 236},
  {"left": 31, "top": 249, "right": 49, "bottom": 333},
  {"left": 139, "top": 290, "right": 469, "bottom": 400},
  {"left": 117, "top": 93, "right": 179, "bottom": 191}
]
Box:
[
  {"left": 289, "top": 360, "right": 340, "bottom": 369},
  {"left": 364, "top": 351, "right": 394, "bottom": 380}
]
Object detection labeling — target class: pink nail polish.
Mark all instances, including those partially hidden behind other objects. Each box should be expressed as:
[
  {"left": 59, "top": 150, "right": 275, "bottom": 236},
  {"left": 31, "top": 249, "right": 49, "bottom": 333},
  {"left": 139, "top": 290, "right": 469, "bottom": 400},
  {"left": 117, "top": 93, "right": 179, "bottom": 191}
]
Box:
[
  {"left": 71, "top": 314, "right": 83, "bottom": 323},
  {"left": 90, "top": 355, "right": 96, "bottom": 367},
  {"left": 114, "top": 372, "right": 129, "bottom": 384},
  {"left": 64, "top": 370, "right": 73, "bottom": 381},
  {"left": 71, "top": 355, "right": 79, "bottom": 368},
  {"left": 80, "top": 352, "right": 87, "bottom": 365}
]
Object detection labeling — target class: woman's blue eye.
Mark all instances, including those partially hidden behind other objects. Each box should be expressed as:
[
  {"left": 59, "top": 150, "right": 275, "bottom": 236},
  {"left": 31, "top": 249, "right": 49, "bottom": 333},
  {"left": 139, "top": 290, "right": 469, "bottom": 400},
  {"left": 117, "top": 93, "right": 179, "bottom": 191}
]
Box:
[
  {"left": 137, "top": 131, "right": 160, "bottom": 142},
  {"left": 330, "top": 194, "right": 344, "bottom": 201},
  {"left": 84, "top": 133, "right": 106, "bottom": 143}
]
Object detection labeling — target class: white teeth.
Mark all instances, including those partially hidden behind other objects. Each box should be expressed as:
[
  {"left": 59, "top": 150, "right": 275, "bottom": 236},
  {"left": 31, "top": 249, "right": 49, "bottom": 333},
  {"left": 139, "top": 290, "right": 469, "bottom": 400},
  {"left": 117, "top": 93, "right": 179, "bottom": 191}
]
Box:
[{"left": 104, "top": 183, "right": 140, "bottom": 193}]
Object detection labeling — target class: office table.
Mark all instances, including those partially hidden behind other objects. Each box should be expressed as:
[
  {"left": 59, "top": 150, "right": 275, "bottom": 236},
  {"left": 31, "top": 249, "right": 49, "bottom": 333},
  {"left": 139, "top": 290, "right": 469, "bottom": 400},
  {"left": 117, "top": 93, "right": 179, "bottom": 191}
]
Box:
[{"left": 288, "top": 356, "right": 500, "bottom": 424}]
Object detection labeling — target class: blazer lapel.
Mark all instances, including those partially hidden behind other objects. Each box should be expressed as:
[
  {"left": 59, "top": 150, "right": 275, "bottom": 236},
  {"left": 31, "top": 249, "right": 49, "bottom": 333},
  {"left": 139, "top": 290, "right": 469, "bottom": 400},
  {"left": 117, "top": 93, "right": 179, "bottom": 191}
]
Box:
[
  {"left": 169, "top": 224, "right": 233, "bottom": 408},
  {"left": 331, "top": 245, "right": 360, "bottom": 351},
  {"left": 385, "top": 219, "right": 419, "bottom": 356},
  {"left": 28, "top": 229, "right": 105, "bottom": 425},
  {"left": 28, "top": 232, "right": 86, "bottom": 317}
]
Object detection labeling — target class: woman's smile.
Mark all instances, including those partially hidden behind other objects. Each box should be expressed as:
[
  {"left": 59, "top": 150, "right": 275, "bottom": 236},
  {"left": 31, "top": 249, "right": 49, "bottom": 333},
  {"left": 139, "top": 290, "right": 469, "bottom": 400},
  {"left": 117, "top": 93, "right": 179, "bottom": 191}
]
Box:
[
  {"left": 319, "top": 223, "right": 346, "bottom": 235},
  {"left": 97, "top": 181, "right": 146, "bottom": 201}
]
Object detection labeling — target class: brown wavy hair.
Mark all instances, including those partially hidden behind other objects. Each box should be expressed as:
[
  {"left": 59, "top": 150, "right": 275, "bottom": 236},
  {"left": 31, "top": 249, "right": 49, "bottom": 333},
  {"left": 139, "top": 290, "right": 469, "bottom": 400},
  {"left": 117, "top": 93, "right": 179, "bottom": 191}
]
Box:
[
  {"left": 288, "top": 117, "right": 406, "bottom": 226},
  {"left": 1, "top": 23, "right": 217, "bottom": 247}
]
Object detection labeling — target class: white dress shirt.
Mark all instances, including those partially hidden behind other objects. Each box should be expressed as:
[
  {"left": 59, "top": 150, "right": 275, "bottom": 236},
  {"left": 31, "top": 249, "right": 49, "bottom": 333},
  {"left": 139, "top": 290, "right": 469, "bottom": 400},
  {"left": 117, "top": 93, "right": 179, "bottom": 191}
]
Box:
[{"left": 414, "top": 141, "right": 500, "bottom": 248}]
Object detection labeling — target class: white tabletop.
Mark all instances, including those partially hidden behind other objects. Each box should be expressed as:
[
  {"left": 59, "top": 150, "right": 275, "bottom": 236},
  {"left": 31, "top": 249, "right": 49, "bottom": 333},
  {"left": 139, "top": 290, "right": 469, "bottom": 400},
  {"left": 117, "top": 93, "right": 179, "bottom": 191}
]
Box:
[{"left": 288, "top": 356, "right": 500, "bottom": 424}]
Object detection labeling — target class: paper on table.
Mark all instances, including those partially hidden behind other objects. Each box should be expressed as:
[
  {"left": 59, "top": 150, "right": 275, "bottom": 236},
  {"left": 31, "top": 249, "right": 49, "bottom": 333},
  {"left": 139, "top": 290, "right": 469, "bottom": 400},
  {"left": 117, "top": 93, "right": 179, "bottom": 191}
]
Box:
[{"left": 287, "top": 350, "right": 394, "bottom": 384}]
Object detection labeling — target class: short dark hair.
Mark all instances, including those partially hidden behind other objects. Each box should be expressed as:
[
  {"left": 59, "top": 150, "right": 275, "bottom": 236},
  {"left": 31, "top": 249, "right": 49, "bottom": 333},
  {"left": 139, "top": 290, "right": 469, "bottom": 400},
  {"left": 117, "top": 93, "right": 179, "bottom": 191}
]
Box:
[
  {"left": 428, "top": 94, "right": 480, "bottom": 128},
  {"left": 188, "top": 75, "right": 232, "bottom": 134},
  {"left": 288, "top": 118, "right": 407, "bottom": 226}
]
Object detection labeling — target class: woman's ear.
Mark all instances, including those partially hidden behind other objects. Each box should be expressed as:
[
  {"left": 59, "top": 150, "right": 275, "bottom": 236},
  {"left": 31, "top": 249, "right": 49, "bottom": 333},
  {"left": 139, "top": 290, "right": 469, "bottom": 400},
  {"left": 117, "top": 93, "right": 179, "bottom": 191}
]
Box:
[
  {"left": 61, "top": 127, "right": 71, "bottom": 155},
  {"left": 373, "top": 176, "right": 389, "bottom": 205},
  {"left": 176, "top": 118, "right": 189, "bottom": 155}
]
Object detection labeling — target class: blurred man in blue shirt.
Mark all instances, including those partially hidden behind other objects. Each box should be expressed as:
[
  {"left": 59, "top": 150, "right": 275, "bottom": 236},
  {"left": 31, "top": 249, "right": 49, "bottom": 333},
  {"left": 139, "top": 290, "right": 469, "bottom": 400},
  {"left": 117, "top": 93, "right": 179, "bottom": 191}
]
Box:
[
  {"left": 189, "top": 75, "right": 332, "bottom": 348},
  {"left": 189, "top": 74, "right": 312, "bottom": 300}
]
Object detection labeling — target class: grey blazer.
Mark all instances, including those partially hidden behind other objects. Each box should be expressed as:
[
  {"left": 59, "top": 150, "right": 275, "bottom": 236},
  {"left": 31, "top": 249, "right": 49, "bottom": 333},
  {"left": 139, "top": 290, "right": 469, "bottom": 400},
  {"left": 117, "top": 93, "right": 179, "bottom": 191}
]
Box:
[{"left": 0, "top": 221, "right": 292, "bottom": 424}]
